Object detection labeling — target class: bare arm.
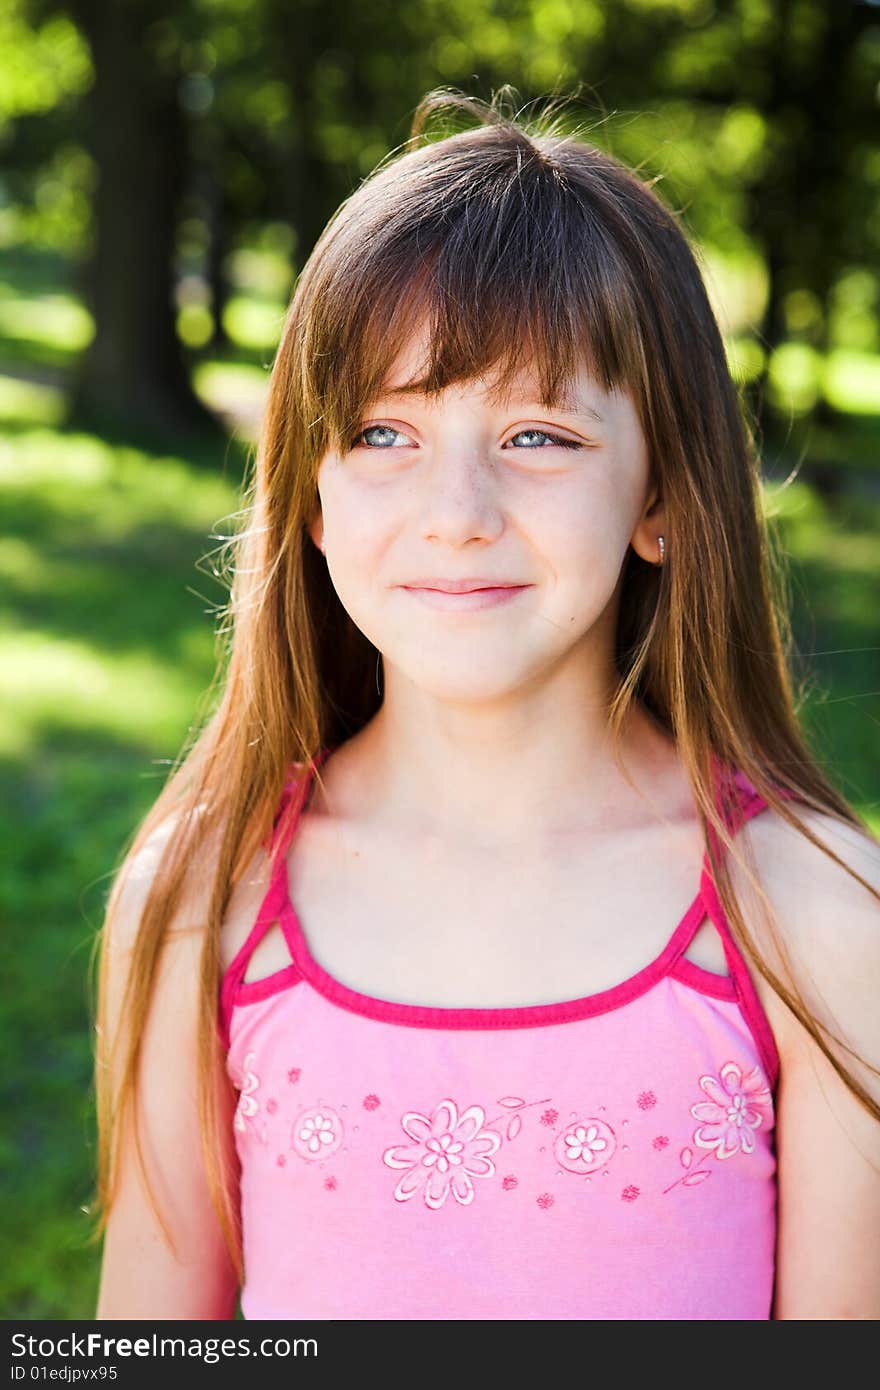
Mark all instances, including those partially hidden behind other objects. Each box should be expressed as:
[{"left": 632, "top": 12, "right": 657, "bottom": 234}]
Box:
[
  {"left": 95, "top": 824, "right": 241, "bottom": 1320},
  {"left": 739, "top": 811, "right": 880, "bottom": 1320}
]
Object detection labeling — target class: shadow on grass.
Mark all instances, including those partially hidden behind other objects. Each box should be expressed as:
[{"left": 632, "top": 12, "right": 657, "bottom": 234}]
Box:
[{"left": 0, "top": 728, "right": 191, "bottom": 1319}]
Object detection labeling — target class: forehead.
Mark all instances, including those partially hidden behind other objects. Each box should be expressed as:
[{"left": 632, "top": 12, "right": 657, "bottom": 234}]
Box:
[
  {"left": 376, "top": 334, "right": 608, "bottom": 423},
  {"left": 376, "top": 380, "right": 607, "bottom": 429}
]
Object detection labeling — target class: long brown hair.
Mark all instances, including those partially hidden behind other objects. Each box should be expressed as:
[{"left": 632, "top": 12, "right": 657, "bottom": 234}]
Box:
[{"left": 88, "top": 85, "right": 880, "bottom": 1284}]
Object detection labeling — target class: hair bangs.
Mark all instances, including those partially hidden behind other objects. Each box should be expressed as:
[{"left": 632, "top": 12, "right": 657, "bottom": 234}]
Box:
[{"left": 301, "top": 131, "right": 648, "bottom": 461}]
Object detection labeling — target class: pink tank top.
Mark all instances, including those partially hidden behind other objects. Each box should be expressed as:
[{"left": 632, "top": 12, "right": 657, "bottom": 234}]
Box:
[{"left": 219, "top": 751, "right": 793, "bottom": 1320}]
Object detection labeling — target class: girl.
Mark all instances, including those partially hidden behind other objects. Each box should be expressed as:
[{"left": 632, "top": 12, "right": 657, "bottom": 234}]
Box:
[{"left": 92, "top": 87, "right": 880, "bottom": 1321}]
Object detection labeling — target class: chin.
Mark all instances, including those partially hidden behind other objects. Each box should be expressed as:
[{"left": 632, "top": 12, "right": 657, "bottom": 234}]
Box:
[{"left": 396, "top": 661, "right": 548, "bottom": 705}]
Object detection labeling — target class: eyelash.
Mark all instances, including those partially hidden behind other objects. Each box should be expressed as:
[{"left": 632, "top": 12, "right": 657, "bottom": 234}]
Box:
[{"left": 348, "top": 426, "right": 584, "bottom": 452}]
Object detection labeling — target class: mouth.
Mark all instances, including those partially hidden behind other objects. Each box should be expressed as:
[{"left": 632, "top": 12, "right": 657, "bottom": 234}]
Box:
[
  {"left": 401, "top": 579, "right": 530, "bottom": 594},
  {"left": 399, "top": 584, "right": 531, "bottom": 611}
]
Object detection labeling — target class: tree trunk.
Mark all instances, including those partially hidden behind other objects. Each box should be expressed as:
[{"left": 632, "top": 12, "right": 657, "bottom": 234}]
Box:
[{"left": 66, "top": 0, "right": 223, "bottom": 445}]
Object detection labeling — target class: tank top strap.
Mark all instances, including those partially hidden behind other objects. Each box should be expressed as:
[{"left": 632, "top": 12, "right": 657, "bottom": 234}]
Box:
[
  {"left": 696, "top": 756, "right": 802, "bottom": 1090},
  {"left": 217, "top": 746, "right": 334, "bottom": 1049},
  {"left": 700, "top": 755, "right": 803, "bottom": 887},
  {"left": 265, "top": 744, "right": 334, "bottom": 867}
]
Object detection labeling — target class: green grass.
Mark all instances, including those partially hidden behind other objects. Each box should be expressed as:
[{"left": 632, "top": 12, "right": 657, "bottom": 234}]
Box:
[
  {"left": 0, "top": 423, "right": 245, "bottom": 1317},
  {"left": 0, "top": 244, "right": 878, "bottom": 1317}
]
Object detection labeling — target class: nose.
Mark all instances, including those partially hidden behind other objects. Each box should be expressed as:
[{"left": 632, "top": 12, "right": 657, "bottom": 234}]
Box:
[{"left": 416, "top": 439, "right": 505, "bottom": 547}]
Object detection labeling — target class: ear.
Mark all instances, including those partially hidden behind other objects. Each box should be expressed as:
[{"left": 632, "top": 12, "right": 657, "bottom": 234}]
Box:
[
  {"left": 630, "top": 482, "right": 666, "bottom": 566},
  {"left": 306, "top": 506, "right": 324, "bottom": 554}
]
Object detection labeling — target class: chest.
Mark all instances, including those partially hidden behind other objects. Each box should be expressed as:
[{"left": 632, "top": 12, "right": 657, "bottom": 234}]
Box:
[{"left": 234, "top": 811, "right": 729, "bottom": 1007}]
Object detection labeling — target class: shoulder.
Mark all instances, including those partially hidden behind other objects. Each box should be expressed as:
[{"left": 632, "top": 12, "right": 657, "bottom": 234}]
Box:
[
  {"left": 728, "top": 795, "right": 878, "bottom": 1095},
  {"left": 732, "top": 803, "right": 880, "bottom": 1044},
  {"left": 737, "top": 803, "right": 880, "bottom": 989},
  {"left": 110, "top": 801, "right": 283, "bottom": 977},
  {"left": 741, "top": 799, "right": 880, "bottom": 893},
  {"left": 106, "top": 801, "right": 225, "bottom": 959}
]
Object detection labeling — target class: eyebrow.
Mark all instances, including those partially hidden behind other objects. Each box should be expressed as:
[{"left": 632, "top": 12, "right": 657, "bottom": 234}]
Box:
[{"left": 377, "top": 384, "right": 604, "bottom": 425}]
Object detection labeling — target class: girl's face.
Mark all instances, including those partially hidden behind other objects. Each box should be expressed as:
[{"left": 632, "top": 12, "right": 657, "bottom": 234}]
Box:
[{"left": 310, "top": 324, "right": 665, "bottom": 704}]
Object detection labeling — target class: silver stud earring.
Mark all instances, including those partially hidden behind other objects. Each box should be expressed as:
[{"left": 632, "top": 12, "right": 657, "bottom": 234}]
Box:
[
  {"left": 319, "top": 536, "right": 326, "bottom": 555},
  {"left": 658, "top": 535, "right": 665, "bottom": 566}
]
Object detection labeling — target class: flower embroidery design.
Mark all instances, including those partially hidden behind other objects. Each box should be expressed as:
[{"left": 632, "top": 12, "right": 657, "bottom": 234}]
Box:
[
  {"left": 665, "top": 1060, "right": 773, "bottom": 1193},
  {"left": 383, "top": 1098, "right": 501, "bottom": 1209},
  {"left": 233, "top": 1052, "right": 263, "bottom": 1138},
  {"left": 291, "top": 1106, "right": 344, "bottom": 1162},
  {"left": 690, "top": 1060, "right": 772, "bottom": 1159},
  {"left": 554, "top": 1118, "right": 617, "bottom": 1176}
]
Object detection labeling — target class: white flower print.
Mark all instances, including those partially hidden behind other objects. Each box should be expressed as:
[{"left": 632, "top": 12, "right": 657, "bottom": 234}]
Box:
[
  {"left": 299, "top": 1114, "right": 335, "bottom": 1152},
  {"left": 291, "top": 1106, "right": 344, "bottom": 1162},
  {"left": 565, "top": 1124, "right": 608, "bottom": 1163},
  {"left": 554, "top": 1117, "right": 617, "bottom": 1175},
  {"left": 383, "top": 1097, "right": 501, "bottom": 1209},
  {"left": 233, "top": 1052, "right": 260, "bottom": 1135},
  {"left": 690, "top": 1060, "right": 772, "bottom": 1160}
]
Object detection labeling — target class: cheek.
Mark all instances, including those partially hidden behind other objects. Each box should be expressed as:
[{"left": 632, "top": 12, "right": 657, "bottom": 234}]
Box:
[
  {"left": 531, "top": 481, "right": 640, "bottom": 631},
  {"left": 318, "top": 479, "right": 402, "bottom": 634},
  {"left": 321, "top": 471, "right": 400, "bottom": 558},
  {"left": 536, "top": 481, "right": 633, "bottom": 573}
]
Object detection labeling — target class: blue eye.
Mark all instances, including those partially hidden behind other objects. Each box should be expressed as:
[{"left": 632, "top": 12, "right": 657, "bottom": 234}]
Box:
[
  {"left": 350, "top": 425, "right": 411, "bottom": 449},
  {"left": 508, "top": 429, "right": 583, "bottom": 450}
]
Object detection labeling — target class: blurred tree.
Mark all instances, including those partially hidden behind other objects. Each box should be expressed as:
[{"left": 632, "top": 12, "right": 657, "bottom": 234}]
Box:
[
  {"left": 735, "top": 0, "right": 880, "bottom": 434},
  {"left": 60, "top": 0, "right": 223, "bottom": 441},
  {"left": 4, "top": 0, "right": 878, "bottom": 445}
]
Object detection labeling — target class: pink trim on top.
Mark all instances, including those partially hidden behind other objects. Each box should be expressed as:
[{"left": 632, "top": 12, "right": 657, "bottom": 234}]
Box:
[
  {"left": 218, "top": 748, "right": 797, "bottom": 1053},
  {"left": 698, "top": 777, "right": 803, "bottom": 1093},
  {"left": 272, "top": 884, "right": 714, "bottom": 1030},
  {"left": 216, "top": 749, "right": 333, "bottom": 1051},
  {"left": 668, "top": 956, "right": 738, "bottom": 1000},
  {"left": 225, "top": 746, "right": 738, "bottom": 1032}
]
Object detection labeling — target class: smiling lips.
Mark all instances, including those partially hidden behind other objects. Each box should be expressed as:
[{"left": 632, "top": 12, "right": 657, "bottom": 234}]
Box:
[
  {"left": 401, "top": 578, "right": 528, "bottom": 593},
  {"left": 400, "top": 580, "right": 531, "bottom": 611}
]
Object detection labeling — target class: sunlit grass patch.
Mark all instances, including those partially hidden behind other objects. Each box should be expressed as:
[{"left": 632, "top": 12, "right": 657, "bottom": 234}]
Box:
[
  {"left": 0, "top": 427, "right": 243, "bottom": 537},
  {"left": 0, "top": 372, "right": 67, "bottom": 425},
  {"left": 0, "top": 288, "right": 93, "bottom": 351},
  {"left": 0, "top": 628, "right": 206, "bottom": 757}
]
